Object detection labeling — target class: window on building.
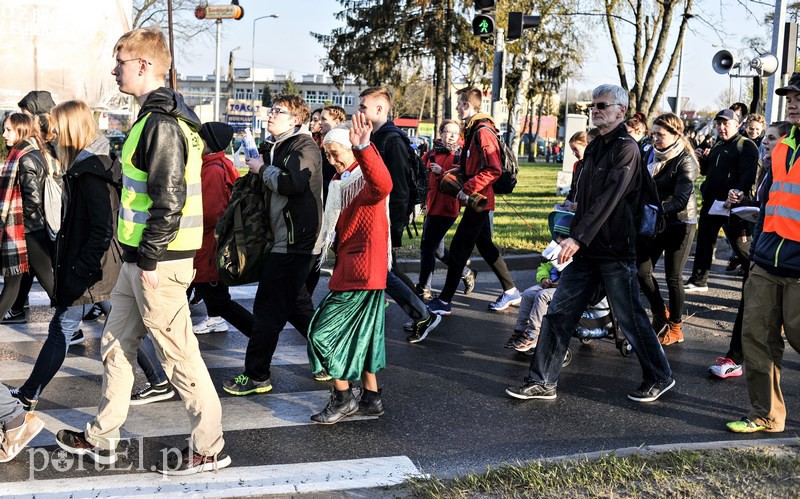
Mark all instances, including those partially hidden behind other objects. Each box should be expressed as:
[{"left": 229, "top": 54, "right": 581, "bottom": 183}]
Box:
[
  {"left": 304, "top": 90, "right": 318, "bottom": 104},
  {"left": 235, "top": 88, "right": 245, "bottom": 99},
  {"left": 344, "top": 94, "right": 354, "bottom": 106},
  {"left": 318, "top": 91, "right": 329, "bottom": 103},
  {"left": 332, "top": 93, "right": 342, "bottom": 106}
]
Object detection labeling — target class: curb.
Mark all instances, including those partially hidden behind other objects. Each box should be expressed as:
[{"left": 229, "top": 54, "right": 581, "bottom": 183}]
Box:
[{"left": 392, "top": 252, "right": 542, "bottom": 274}]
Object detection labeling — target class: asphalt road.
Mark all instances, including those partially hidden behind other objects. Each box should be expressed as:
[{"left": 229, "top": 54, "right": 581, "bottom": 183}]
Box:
[{"left": 0, "top": 247, "right": 798, "bottom": 496}]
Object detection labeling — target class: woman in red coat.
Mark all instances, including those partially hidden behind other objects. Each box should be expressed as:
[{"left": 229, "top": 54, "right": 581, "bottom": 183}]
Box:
[{"left": 307, "top": 113, "right": 393, "bottom": 424}]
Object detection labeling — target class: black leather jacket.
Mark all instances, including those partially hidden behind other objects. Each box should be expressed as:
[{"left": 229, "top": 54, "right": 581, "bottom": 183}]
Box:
[
  {"left": 18, "top": 138, "right": 48, "bottom": 234},
  {"left": 121, "top": 88, "right": 202, "bottom": 271},
  {"left": 652, "top": 149, "right": 698, "bottom": 225}
]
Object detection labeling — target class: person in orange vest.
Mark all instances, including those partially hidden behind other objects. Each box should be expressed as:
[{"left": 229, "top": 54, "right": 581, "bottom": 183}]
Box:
[{"left": 726, "top": 73, "right": 800, "bottom": 433}]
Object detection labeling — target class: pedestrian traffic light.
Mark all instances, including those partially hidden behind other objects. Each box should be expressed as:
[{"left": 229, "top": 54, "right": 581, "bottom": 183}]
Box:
[
  {"left": 473, "top": 15, "right": 495, "bottom": 37},
  {"left": 507, "top": 12, "right": 541, "bottom": 41},
  {"left": 472, "top": 0, "right": 496, "bottom": 39}
]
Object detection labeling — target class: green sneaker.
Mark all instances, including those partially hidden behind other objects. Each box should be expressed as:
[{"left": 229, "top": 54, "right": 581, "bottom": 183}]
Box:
[
  {"left": 726, "top": 417, "right": 767, "bottom": 433},
  {"left": 222, "top": 374, "right": 272, "bottom": 396}
]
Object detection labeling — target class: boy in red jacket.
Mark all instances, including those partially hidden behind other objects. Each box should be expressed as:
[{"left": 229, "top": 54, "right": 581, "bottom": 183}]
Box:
[{"left": 192, "top": 122, "right": 254, "bottom": 337}]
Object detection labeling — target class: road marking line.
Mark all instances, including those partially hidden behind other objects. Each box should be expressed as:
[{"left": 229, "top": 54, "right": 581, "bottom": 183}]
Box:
[
  {"left": 31, "top": 390, "right": 374, "bottom": 447},
  {"left": 0, "top": 344, "right": 310, "bottom": 381},
  {"left": 3, "top": 455, "right": 420, "bottom": 497}
]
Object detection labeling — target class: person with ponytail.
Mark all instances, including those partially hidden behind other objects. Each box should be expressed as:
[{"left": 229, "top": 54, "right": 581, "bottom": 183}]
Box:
[
  {"left": 0, "top": 113, "right": 56, "bottom": 322},
  {"left": 635, "top": 112, "right": 698, "bottom": 346}
]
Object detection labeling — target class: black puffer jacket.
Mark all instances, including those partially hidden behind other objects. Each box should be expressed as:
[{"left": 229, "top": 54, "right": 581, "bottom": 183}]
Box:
[
  {"left": 122, "top": 87, "right": 201, "bottom": 271},
  {"left": 53, "top": 136, "right": 116, "bottom": 307},
  {"left": 570, "top": 123, "right": 642, "bottom": 261},
  {"left": 17, "top": 138, "right": 48, "bottom": 234}
]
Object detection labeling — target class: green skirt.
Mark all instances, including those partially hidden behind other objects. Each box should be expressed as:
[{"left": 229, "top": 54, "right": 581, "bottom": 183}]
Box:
[{"left": 307, "top": 289, "right": 386, "bottom": 381}]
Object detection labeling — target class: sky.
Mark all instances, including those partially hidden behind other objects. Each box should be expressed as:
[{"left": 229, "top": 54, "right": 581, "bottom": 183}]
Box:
[{"left": 176, "top": 0, "right": 781, "bottom": 112}]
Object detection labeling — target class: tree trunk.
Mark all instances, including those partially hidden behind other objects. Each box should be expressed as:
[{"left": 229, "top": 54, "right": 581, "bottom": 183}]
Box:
[{"left": 510, "top": 58, "right": 532, "bottom": 154}]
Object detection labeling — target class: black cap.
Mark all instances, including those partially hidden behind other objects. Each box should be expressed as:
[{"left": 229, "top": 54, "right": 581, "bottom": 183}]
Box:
[
  {"left": 776, "top": 72, "right": 800, "bottom": 96},
  {"left": 199, "top": 122, "right": 234, "bottom": 153},
  {"left": 714, "top": 109, "right": 739, "bottom": 122}
]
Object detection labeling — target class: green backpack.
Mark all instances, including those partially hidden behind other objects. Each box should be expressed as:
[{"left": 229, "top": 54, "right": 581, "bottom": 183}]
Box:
[{"left": 215, "top": 173, "right": 273, "bottom": 286}]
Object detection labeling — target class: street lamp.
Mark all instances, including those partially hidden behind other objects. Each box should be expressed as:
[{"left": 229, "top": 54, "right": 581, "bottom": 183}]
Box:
[
  {"left": 674, "top": 12, "right": 694, "bottom": 117},
  {"left": 252, "top": 14, "right": 279, "bottom": 132}
]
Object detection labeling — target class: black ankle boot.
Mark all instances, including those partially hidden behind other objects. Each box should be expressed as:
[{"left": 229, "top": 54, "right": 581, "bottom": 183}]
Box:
[
  {"left": 311, "top": 388, "right": 358, "bottom": 424},
  {"left": 357, "top": 388, "right": 384, "bottom": 416}
]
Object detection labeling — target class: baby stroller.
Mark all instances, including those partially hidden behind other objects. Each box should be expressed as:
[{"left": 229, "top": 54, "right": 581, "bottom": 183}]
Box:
[
  {"left": 562, "top": 284, "right": 632, "bottom": 368},
  {"left": 525, "top": 211, "right": 632, "bottom": 368}
]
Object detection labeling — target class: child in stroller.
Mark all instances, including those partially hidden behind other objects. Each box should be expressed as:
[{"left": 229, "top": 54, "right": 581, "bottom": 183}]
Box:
[{"left": 505, "top": 211, "right": 573, "bottom": 352}]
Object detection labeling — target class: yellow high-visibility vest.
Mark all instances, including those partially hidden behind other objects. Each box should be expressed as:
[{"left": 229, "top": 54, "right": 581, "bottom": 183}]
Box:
[{"left": 118, "top": 113, "right": 203, "bottom": 250}]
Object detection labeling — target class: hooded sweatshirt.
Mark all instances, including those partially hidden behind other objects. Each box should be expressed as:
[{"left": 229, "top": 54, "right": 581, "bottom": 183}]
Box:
[
  {"left": 261, "top": 124, "right": 324, "bottom": 255},
  {"left": 54, "top": 135, "right": 116, "bottom": 306},
  {"left": 121, "top": 87, "right": 202, "bottom": 270}
]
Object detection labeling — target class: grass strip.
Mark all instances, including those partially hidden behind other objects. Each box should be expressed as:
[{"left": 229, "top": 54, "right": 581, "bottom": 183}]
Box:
[{"left": 408, "top": 446, "right": 800, "bottom": 498}]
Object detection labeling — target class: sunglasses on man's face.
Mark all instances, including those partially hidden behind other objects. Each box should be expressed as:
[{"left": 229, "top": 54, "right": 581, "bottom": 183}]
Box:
[{"left": 589, "top": 102, "right": 621, "bottom": 110}]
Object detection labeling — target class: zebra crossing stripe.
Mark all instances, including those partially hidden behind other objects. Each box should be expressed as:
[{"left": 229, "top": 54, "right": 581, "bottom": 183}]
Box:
[
  {"left": 2, "top": 455, "right": 420, "bottom": 497},
  {"left": 30, "top": 390, "right": 376, "bottom": 448},
  {"left": 0, "top": 344, "right": 309, "bottom": 380}
]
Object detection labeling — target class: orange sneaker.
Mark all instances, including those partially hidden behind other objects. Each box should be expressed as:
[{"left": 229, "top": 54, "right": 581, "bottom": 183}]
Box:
[{"left": 660, "top": 321, "right": 684, "bottom": 346}]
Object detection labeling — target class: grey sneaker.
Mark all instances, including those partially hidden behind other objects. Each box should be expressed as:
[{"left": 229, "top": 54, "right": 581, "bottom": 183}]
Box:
[
  {"left": 462, "top": 269, "right": 477, "bottom": 295},
  {"left": 223, "top": 374, "right": 272, "bottom": 396},
  {"left": 627, "top": 377, "right": 675, "bottom": 402},
  {"left": 505, "top": 381, "right": 557, "bottom": 400}
]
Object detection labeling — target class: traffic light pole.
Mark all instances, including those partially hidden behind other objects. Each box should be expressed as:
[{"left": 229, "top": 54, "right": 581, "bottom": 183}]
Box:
[
  {"left": 491, "top": 28, "right": 505, "bottom": 125},
  {"left": 214, "top": 18, "right": 222, "bottom": 121}
]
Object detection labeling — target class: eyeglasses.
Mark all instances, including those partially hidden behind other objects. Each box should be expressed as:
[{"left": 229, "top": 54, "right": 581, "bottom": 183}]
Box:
[
  {"left": 115, "top": 58, "right": 152, "bottom": 68},
  {"left": 589, "top": 102, "right": 621, "bottom": 110},
  {"left": 268, "top": 108, "right": 294, "bottom": 117}
]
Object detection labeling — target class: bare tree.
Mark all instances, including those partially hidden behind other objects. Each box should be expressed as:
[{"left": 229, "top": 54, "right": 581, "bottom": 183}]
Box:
[
  {"left": 602, "top": 0, "right": 694, "bottom": 118},
  {"left": 133, "top": 0, "right": 212, "bottom": 43}
]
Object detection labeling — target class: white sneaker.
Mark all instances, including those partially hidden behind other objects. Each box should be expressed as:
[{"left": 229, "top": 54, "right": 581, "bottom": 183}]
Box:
[
  {"left": 489, "top": 289, "right": 522, "bottom": 311},
  {"left": 684, "top": 282, "right": 708, "bottom": 293},
  {"left": 193, "top": 317, "right": 229, "bottom": 335}
]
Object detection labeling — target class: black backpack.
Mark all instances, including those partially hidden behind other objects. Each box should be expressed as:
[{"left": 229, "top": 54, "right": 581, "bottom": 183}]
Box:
[
  {"left": 375, "top": 129, "right": 428, "bottom": 215},
  {"left": 465, "top": 124, "right": 519, "bottom": 195},
  {"left": 215, "top": 173, "right": 273, "bottom": 285}
]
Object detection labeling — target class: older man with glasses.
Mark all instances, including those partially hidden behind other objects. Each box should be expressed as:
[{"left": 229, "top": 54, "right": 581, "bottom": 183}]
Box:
[{"left": 505, "top": 84, "right": 675, "bottom": 404}]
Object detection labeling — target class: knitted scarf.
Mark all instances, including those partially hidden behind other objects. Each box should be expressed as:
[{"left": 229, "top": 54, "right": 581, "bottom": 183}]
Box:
[
  {"left": 649, "top": 139, "right": 683, "bottom": 177},
  {"left": 317, "top": 164, "right": 392, "bottom": 271},
  {"left": 0, "top": 142, "right": 33, "bottom": 276}
]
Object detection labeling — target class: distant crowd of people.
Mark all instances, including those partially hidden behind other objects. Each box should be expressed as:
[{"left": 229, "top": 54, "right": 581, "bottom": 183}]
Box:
[{"left": 1, "top": 26, "right": 798, "bottom": 472}]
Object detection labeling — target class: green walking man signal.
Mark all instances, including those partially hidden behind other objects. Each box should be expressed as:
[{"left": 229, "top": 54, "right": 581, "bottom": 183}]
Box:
[{"left": 472, "top": 14, "right": 495, "bottom": 37}]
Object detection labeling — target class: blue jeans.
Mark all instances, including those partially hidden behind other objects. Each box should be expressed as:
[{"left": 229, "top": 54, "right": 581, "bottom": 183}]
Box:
[
  {"left": 19, "top": 301, "right": 111, "bottom": 400},
  {"left": 386, "top": 270, "right": 428, "bottom": 321},
  {"left": 527, "top": 257, "right": 672, "bottom": 387},
  {"left": 138, "top": 334, "right": 169, "bottom": 386}
]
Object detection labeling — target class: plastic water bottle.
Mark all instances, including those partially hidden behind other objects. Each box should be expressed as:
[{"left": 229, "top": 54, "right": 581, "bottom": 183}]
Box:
[{"left": 243, "top": 128, "right": 260, "bottom": 159}]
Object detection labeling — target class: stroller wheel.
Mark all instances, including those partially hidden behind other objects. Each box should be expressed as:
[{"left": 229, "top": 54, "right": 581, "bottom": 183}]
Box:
[
  {"left": 619, "top": 340, "right": 632, "bottom": 357},
  {"left": 580, "top": 337, "right": 592, "bottom": 345},
  {"left": 562, "top": 348, "right": 573, "bottom": 368}
]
